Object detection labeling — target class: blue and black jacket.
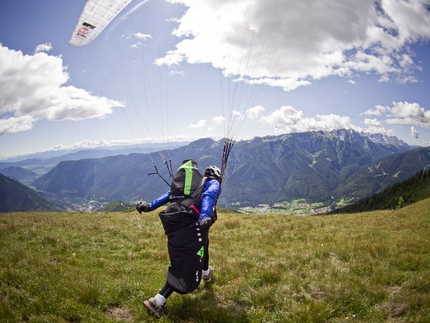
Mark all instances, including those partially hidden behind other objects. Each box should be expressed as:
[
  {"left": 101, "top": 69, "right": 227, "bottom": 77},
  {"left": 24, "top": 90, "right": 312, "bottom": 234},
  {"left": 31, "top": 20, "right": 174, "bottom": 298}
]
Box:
[{"left": 149, "top": 159, "right": 221, "bottom": 222}]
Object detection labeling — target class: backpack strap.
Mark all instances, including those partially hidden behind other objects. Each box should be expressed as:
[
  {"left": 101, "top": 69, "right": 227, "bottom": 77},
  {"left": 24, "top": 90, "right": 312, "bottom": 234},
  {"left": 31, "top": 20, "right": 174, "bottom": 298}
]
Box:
[
  {"left": 190, "top": 204, "right": 200, "bottom": 215},
  {"left": 187, "top": 176, "right": 207, "bottom": 215},
  {"left": 168, "top": 176, "right": 208, "bottom": 215}
]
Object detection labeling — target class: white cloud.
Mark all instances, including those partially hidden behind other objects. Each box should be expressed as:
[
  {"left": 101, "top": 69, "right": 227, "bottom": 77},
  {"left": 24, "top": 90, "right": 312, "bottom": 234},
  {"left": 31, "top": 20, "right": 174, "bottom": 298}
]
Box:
[
  {"left": 246, "top": 104, "right": 404, "bottom": 136},
  {"left": 131, "top": 42, "right": 143, "bottom": 49},
  {"left": 232, "top": 110, "right": 242, "bottom": 116},
  {"left": 249, "top": 105, "right": 361, "bottom": 134},
  {"left": 411, "top": 126, "right": 419, "bottom": 138},
  {"left": 130, "top": 32, "right": 152, "bottom": 48},
  {"left": 246, "top": 105, "right": 265, "bottom": 120},
  {"left": 378, "top": 75, "right": 391, "bottom": 83},
  {"left": 168, "top": 70, "right": 185, "bottom": 76},
  {"left": 3, "top": 136, "right": 196, "bottom": 160},
  {"left": 360, "top": 101, "right": 430, "bottom": 136},
  {"left": 0, "top": 44, "right": 124, "bottom": 135},
  {"left": 155, "top": 50, "right": 183, "bottom": 66},
  {"left": 0, "top": 115, "right": 34, "bottom": 135},
  {"left": 35, "top": 43, "right": 52, "bottom": 53},
  {"left": 64, "top": 136, "right": 194, "bottom": 151},
  {"left": 390, "top": 101, "right": 429, "bottom": 118},
  {"left": 232, "top": 110, "right": 244, "bottom": 120},
  {"left": 188, "top": 119, "right": 207, "bottom": 128},
  {"left": 376, "top": 101, "right": 430, "bottom": 128},
  {"left": 364, "top": 118, "right": 384, "bottom": 128},
  {"left": 133, "top": 32, "right": 152, "bottom": 40},
  {"left": 212, "top": 116, "right": 225, "bottom": 124},
  {"left": 157, "top": 0, "right": 430, "bottom": 91},
  {"left": 363, "top": 118, "right": 392, "bottom": 135},
  {"left": 362, "top": 105, "right": 389, "bottom": 116}
]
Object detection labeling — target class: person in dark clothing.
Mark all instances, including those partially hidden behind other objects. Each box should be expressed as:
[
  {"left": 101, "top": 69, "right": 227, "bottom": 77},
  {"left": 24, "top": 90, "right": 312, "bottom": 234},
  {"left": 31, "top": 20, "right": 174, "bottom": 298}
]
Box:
[{"left": 136, "top": 159, "right": 221, "bottom": 318}]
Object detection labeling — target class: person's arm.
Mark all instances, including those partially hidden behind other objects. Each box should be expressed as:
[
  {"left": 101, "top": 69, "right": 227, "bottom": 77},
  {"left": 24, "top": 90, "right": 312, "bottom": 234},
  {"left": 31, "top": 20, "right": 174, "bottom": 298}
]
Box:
[
  {"left": 150, "top": 191, "right": 171, "bottom": 210},
  {"left": 136, "top": 191, "right": 170, "bottom": 213},
  {"left": 199, "top": 180, "right": 220, "bottom": 220}
]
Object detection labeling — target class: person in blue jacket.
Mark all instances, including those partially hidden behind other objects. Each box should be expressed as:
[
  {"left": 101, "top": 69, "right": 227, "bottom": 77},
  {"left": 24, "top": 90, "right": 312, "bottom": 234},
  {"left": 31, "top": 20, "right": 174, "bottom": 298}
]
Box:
[{"left": 136, "top": 160, "right": 221, "bottom": 318}]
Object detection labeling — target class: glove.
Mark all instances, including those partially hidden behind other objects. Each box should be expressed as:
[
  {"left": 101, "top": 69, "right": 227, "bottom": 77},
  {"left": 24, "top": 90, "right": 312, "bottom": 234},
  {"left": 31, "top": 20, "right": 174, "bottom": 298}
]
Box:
[
  {"left": 136, "top": 202, "right": 151, "bottom": 214},
  {"left": 200, "top": 217, "right": 212, "bottom": 230},
  {"left": 210, "top": 208, "right": 218, "bottom": 224}
]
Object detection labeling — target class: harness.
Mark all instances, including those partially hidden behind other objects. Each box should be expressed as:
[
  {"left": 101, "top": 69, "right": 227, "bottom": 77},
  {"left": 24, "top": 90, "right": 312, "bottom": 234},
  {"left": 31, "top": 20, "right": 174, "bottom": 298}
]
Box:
[{"left": 165, "top": 160, "right": 207, "bottom": 216}]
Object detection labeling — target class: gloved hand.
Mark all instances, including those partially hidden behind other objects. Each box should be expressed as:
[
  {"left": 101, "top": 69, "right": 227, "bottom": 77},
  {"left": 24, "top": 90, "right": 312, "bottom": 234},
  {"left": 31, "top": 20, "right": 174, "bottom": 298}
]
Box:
[
  {"left": 200, "top": 217, "right": 212, "bottom": 230},
  {"left": 136, "top": 202, "right": 151, "bottom": 214},
  {"left": 210, "top": 208, "right": 218, "bottom": 224}
]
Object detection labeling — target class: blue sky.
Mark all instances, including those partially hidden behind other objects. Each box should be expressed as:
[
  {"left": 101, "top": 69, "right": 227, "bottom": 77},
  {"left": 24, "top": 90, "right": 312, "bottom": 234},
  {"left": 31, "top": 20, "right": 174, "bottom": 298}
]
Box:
[{"left": 1, "top": 0, "right": 430, "bottom": 160}]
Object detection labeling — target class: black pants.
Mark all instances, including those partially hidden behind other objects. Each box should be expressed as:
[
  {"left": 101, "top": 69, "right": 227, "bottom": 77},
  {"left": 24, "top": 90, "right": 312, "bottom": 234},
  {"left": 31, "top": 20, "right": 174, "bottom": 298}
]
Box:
[
  {"left": 159, "top": 282, "right": 174, "bottom": 299},
  {"left": 203, "top": 237, "right": 209, "bottom": 271},
  {"left": 159, "top": 236, "right": 210, "bottom": 300}
]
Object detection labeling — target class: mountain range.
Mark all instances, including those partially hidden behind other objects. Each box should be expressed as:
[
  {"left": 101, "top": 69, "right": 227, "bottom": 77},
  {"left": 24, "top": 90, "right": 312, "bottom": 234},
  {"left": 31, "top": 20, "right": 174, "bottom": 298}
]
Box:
[
  {"left": 2, "top": 129, "right": 430, "bottom": 213},
  {"left": 10, "top": 129, "right": 423, "bottom": 211},
  {"left": 220, "top": 130, "right": 415, "bottom": 208}
]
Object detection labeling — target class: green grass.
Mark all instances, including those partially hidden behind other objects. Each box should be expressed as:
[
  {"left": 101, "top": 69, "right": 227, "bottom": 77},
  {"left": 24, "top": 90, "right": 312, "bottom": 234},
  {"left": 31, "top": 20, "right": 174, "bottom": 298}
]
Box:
[{"left": 1, "top": 199, "right": 430, "bottom": 322}]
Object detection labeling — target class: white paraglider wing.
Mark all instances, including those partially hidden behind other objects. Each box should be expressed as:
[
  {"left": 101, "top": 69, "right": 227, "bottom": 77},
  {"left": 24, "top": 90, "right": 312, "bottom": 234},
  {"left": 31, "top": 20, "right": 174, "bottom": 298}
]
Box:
[{"left": 68, "top": 0, "right": 133, "bottom": 47}]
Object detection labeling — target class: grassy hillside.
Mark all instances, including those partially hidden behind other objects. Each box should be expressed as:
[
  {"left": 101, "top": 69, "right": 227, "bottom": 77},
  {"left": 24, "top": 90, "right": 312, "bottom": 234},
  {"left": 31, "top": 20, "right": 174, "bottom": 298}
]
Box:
[
  {"left": 1, "top": 200, "right": 429, "bottom": 322},
  {"left": 98, "top": 200, "right": 136, "bottom": 212}
]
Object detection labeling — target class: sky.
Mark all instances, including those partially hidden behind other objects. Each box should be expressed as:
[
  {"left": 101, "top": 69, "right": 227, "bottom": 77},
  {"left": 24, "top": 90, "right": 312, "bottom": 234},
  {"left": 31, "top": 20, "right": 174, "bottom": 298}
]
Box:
[{"left": 1, "top": 0, "right": 430, "bottom": 160}]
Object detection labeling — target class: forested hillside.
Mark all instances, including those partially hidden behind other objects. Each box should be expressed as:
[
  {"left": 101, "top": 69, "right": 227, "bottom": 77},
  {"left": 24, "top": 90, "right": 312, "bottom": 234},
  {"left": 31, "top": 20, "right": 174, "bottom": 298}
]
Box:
[
  {"left": 331, "top": 169, "right": 430, "bottom": 213},
  {"left": 0, "top": 174, "right": 66, "bottom": 212}
]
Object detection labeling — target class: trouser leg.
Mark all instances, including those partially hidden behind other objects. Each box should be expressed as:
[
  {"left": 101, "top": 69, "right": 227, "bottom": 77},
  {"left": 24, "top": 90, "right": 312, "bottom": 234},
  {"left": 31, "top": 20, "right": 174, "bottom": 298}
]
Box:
[
  {"left": 159, "top": 282, "right": 174, "bottom": 299},
  {"left": 203, "top": 237, "right": 210, "bottom": 271}
]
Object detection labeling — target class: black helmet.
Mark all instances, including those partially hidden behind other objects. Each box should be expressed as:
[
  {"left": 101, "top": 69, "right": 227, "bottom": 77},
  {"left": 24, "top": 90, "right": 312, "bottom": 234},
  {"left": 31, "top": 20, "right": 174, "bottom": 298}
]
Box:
[{"left": 204, "top": 165, "right": 221, "bottom": 179}]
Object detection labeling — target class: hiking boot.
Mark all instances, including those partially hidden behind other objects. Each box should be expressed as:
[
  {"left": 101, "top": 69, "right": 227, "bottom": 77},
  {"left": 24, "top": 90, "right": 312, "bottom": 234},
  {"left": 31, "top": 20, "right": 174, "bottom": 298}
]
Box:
[
  {"left": 144, "top": 297, "right": 165, "bottom": 319},
  {"left": 203, "top": 266, "right": 214, "bottom": 283}
]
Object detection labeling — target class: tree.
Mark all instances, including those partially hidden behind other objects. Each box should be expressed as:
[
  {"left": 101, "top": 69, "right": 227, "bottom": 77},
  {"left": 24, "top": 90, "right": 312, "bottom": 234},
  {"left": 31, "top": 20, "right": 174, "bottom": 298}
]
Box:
[{"left": 397, "top": 196, "right": 405, "bottom": 209}]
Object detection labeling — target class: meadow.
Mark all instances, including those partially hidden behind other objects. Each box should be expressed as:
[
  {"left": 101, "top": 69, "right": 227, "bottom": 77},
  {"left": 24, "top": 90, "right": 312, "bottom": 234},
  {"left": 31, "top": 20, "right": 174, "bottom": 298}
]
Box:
[{"left": 1, "top": 199, "right": 429, "bottom": 322}]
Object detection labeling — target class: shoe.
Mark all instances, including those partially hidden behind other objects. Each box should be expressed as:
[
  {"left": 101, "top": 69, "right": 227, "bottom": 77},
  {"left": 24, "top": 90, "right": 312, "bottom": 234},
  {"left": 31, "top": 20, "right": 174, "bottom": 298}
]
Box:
[
  {"left": 203, "top": 266, "right": 214, "bottom": 283},
  {"left": 144, "top": 297, "right": 165, "bottom": 319}
]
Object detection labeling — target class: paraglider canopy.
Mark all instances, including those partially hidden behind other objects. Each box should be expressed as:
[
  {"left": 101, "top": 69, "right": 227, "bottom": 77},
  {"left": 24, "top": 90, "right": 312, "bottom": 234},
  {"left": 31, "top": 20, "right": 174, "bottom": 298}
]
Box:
[{"left": 69, "top": 0, "right": 133, "bottom": 47}]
